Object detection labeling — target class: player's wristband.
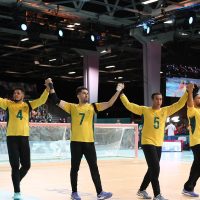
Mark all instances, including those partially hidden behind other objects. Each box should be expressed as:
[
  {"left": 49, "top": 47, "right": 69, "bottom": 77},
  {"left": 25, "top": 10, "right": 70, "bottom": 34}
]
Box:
[{"left": 48, "top": 83, "right": 54, "bottom": 90}]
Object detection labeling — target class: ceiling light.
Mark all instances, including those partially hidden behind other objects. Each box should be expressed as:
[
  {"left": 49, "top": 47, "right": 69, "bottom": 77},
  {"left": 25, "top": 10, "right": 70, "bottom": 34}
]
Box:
[
  {"left": 68, "top": 71, "right": 76, "bottom": 74},
  {"left": 67, "top": 24, "right": 75, "bottom": 28},
  {"left": 180, "top": 32, "right": 188, "bottom": 36},
  {"left": 74, "top": 23, "right": 80, "bottom": 26},
  {"left": 143, "top": 24, "right": 151, "bottom": 35},
  {"left": 142, "top": 0, "right": 158, "bottom": 4},
  {"left": 21, "top": 38, "right": 29, "bottom": 42},
  {"left": 160, "top": 71, "right": 163, "bottom": 74},
  {"left": 188, "top": 16, "right": 193, "bottom": 25},
  {"left": 146, "top": 26, "right": 150, "bottom": 34},
  {"left": 4, "top": 45, "right": 27, "bottom": 50},
  {"left": 66, "top": 28, "right": 75, "bottom": 31},
  {"left": 90, "top": 34, "right": 95, "bottom": 42},
  {"left": 34, "top": 60, "right": 40, "bottom": 65},
  {"left": 118, "top": 77, "right": 123, "bottom": 79},
  {"left": 39, "top": 64, "right": 54, "bottom": 67},
  {"left": 101, "top": 50, "right": 107, "bottom": 53},
  {"left": 21, "top": 23, "right": 27, "bottom": 31},
  {"left": 5, "top": 70, "right": 20, "bottom": 74},
  {"left": 58, "top": 29, "right": 64, "bottom": 37},
  {"left": 49, "top": 58, "right": 56, "bottom": 62},
  {"left": 105, "top": 65, "right": 115, "bottom": 69},
  {"left": 164, "top": 20, "right": 173, "bottom": 24}
]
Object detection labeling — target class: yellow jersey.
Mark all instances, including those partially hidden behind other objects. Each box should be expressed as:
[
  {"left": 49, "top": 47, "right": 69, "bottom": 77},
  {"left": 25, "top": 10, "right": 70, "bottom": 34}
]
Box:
[
  {"left": 187, "top": 106, "right": 200, "bottom": 147},
  {"left": 0, "top": 89, "right": 49, "bottom": 136},
  {"left": 120, "top": 92, "right": 188, "bottom": 146},
  {"left": 62, "top": 102, "right": 103, "bottom": 142}
]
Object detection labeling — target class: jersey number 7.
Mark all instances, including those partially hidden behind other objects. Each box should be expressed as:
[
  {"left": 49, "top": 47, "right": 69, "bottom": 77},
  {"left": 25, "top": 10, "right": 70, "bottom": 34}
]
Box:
[{"left": 79, "top": 113, "right": 85, "bottom": 125}]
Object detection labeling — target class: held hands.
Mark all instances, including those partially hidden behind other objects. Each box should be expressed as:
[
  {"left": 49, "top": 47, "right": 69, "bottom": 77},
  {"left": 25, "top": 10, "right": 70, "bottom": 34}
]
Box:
[
  {"left": 116, "top": 83, "right": 124, "bottom": 92},
  {"left": 44, "top": 78, "right": 53, "bottom": 91},
  {"left": 186, "top": 83, "right": 194, "bottom": 93}
]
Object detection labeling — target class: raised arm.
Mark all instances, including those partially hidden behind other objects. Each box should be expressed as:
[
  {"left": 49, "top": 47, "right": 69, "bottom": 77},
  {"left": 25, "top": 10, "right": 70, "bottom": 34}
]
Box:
[
  {"left": 120, "top": 93, "right": 143, "bottom": 115},
  {"left": 166, "top": 84, "right": 192, "bottom": 116},
  {"left": 29, "top": 79, "right": 50, "bottom": 109},
  {"left": 187, "top": 83, "right": 194, "bottom": 108},
  {"left": 96, "top": 83, "right": 124, "bottom": 111},
  {"left": 0, "top": 98, "right": 8, "bottom": 110},
  {"left": 46, "top": 78, "right": 69, "bottom": 111},
  {"left": 187, "top": 84, "right": 198, "bottom": 119}
]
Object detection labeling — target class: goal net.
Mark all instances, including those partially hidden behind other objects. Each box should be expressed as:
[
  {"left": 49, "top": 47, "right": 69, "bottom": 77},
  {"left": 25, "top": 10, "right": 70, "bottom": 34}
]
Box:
[{"left": 0, "top": 122, "right": 138, "bottom": 162}]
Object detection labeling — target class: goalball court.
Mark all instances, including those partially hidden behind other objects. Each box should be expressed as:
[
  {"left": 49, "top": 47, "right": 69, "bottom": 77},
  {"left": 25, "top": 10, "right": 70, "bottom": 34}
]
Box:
[{"left": 0, "top": 122, "right": 198, "bottom": 200}]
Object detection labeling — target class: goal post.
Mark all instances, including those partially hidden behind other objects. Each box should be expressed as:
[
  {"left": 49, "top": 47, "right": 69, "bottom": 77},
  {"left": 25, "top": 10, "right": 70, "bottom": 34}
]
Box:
[
  {"left": 94, "top": 123, "right": 139, "bottom": 158},
  {"left": 0, "top": 122, "right": 138, "bottom": 161}
]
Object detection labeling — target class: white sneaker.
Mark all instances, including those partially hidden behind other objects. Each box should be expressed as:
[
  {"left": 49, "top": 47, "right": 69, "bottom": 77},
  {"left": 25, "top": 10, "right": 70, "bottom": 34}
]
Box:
[
  {"left": 153, "top": 194, "right": 168, "bottom": 200},
  {"left": 13, "top": 192, "right": 23, "bottom": 200},
  {"left": 137, "top": 190, "right": 151, "bottom": 199}
]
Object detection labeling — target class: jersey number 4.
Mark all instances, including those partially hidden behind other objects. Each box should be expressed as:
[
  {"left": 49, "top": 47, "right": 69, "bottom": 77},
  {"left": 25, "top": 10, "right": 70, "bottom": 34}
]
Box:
[
  {"left": 16, "top": 110, "right": 23, "bottom": 120},
  {"left": 79, "top": 113, "right": 85, "bottom": 125}
]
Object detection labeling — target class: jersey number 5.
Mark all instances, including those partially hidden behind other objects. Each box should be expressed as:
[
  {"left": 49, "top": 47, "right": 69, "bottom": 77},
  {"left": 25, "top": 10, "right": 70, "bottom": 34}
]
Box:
[
  {"left": 79, "top": 113, "right": 85, "bottom": 125},
  {"left": 154, "top": 117, "right": 159, "bottom": 129},
  {"left": 16, "top": 110, "right": 23, "bottom": 120}
]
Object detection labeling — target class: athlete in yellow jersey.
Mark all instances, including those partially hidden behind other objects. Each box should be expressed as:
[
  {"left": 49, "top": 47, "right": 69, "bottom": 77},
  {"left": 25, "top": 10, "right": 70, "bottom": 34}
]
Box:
[
  {"left": 0, "top": 80, "right": 50, "bottom": 200},
  {"left": 46, "top": 78, "right": 124, "bottom": 200},
  {"left": 182, "top": 84, "right": 200, "bottom": 197},
  {"left": 120, "top": 84, "right": 191, "bottom": 200}
]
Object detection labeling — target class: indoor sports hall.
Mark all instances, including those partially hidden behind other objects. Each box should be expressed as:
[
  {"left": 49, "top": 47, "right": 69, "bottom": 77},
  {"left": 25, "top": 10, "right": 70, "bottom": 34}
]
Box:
[{"left": 0, "top": 1, "right": 200, "bottom": 200}]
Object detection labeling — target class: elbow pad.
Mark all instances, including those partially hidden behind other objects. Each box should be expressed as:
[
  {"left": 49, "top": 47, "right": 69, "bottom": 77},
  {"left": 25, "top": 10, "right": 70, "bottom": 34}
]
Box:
[{"left": 49, "top": 93, "right": 61, "bottom": 105}]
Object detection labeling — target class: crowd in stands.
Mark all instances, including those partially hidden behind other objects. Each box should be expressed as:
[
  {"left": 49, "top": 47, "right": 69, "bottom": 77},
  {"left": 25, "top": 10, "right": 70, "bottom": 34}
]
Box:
[
  {"left": 166, "top": 64, "right": 200, "bottom": 78},
  {"left": 29, "top": 105, "right": 53, "bottom": 123},
  {"left": 0, "top": 105, "right": 69, "bottom": 123},
  {"left": 59, "top": 118, "right": 67, "bottom": 123},
  {"left": 0, "top": 105, "right": 53, "bottom": 123},
  {"left": 174, "top": 122, "right": 189, "bottom": 135},
  {"left": 0, "top": 110, "right": 6, "bottom": 122}
]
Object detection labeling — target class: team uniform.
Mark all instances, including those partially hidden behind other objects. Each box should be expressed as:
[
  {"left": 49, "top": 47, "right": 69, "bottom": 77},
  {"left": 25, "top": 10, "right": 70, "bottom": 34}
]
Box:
[
  {"left": 183, "top": 106, "right": 200, "bottom": 196},
  {"left": 120, "top": 92, "right": 188, "bottom": 198},
  {"left": 62, "top": 102, "right": 105, "bottom": 195},
  {"left": 0, "top": 89, "right": 49, "bottom": 194}
]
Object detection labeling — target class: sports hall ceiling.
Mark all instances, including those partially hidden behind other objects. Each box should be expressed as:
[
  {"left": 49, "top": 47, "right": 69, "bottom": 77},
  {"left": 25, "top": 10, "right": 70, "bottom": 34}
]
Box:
[{"left": 0, "top": 0, "right": 199, "bottom": 85}]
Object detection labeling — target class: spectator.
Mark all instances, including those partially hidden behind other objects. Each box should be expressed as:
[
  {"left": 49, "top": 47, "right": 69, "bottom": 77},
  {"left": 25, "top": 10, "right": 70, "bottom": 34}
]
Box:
[{"left": 165, "top": 121, "right": 176, "bottom": 140}]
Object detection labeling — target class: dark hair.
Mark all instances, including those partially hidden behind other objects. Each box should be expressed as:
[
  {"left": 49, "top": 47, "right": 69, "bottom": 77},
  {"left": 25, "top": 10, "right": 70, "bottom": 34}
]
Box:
[
  {"left": 13, "top": 87, "right": 25, "bottom": 94},
  {"left": 151, "top": 92, "right": 162, "bottom": 100},
  {"left": 76, "top": 86, "right": 88, "bottom": 95}
]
